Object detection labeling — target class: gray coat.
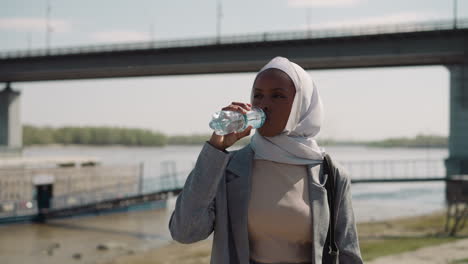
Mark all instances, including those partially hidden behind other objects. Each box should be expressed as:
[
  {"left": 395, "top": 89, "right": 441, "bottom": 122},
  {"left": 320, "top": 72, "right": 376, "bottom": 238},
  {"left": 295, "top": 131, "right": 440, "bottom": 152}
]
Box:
[{"left": 169, "top": 142, "right": 363, "bottom": 264}]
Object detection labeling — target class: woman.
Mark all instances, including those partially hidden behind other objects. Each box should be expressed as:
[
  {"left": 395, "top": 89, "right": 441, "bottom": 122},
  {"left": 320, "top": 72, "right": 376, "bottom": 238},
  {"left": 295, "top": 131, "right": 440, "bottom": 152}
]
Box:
[{"left": 169, "top": 56, "right": 363, "bottom": 264}]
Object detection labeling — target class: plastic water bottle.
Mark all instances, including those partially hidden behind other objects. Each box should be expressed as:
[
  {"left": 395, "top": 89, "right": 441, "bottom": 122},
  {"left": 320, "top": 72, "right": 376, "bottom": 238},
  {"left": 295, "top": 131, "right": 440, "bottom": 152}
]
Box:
[{"left": 209, "top": 107, "right": 266, "bottom": 135}]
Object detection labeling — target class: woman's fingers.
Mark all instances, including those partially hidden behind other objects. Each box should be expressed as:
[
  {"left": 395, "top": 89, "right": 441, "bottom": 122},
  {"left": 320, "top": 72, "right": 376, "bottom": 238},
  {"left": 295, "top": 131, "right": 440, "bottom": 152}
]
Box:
[
  {"left": 231, "top": 102, "right": 252, "bottom": 111},
  {"left": 222, "top": 104, "right": 248, "bottom": 115},
  {"left": 237, "top": 126, "right": 253, "bottom": 139},
  {"left": 221, "top": 102, "right": 251, "bottom": 115}
]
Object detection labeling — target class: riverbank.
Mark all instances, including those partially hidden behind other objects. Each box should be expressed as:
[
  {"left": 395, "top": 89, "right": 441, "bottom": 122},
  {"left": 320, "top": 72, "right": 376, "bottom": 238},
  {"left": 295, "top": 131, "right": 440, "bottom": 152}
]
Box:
[
  {"left": 0, "top": 207, "right": 173, "bottom": 264},
  {"left": 367, "top": 238, "right": 468, "bottom": 264},
  {"left": 99, "top": 210, "right": 468, "bottom": 264},
  {"left": 1, "top": 207, "right": 465, "bottom": 264}
]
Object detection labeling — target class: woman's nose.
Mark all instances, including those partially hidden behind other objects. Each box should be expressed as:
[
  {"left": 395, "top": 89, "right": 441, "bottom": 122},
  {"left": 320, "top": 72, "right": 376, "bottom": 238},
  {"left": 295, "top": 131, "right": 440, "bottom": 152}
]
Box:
[
  {"left": 253, "top": 102, "right": 267, "bottom": 111},
  {"left": 253, "top": 97, "right": 271, "bottom": 113},
  {"left": 256, "top": 103, "right": 269, "bottom": 113}
]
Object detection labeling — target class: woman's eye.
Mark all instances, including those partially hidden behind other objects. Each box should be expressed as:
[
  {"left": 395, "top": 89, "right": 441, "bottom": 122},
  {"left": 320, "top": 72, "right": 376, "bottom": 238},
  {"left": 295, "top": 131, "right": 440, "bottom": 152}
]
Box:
[
  {"left": 253, "top": 94, "right": 262, "bottom": 98},
  {"left": 273, "top": 94, "right": 286, "bottom": 99}
]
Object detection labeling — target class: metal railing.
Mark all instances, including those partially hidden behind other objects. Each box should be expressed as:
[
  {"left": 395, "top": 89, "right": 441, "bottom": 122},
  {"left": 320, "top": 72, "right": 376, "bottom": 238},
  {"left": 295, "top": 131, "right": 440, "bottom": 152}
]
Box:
[
  {"left": 0, "top": 157, "right": 452, "bottom": 220},
  {"left": 0, "top": 164, "right": 140, "bottom": 218},
  {"left": 0, "top": 159, "right": 190, "bottom": 219},
  {"left": 341, "top": 159, "right": 446, "bottom": 182},
  {"left": 1, "top": 19, "right": 467, "bottom": 59}
]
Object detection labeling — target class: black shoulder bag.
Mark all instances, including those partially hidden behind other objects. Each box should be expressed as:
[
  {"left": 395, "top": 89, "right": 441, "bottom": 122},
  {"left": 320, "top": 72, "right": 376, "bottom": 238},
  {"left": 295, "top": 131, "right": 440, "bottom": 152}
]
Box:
[{"left": 322, "top": 153, "right": 340, "bottom": 264}]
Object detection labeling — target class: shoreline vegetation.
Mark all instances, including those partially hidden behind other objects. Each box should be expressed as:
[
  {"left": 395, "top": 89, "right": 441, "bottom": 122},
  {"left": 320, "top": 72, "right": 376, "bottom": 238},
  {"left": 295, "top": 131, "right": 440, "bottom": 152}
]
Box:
[
  {"left": 101, "top": 211, "right": 468, "bottom": 264},
  {"left": 23, "top": 125, "right": 448, "bottom": 149}
]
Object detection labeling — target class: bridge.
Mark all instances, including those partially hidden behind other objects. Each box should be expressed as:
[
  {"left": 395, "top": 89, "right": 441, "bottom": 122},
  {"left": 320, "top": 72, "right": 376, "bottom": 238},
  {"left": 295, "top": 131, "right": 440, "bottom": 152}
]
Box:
[
  {"left": 1, "top": 19, "right": 468, "bottom": 177},
  {"left": 0, "top": 19, "right": 467, "bottom": 81}
]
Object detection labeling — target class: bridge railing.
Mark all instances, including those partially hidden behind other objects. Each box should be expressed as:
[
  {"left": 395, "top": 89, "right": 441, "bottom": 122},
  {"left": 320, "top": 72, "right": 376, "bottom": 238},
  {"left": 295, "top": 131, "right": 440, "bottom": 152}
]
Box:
[
  {"left": 341, "top": 158, "right": 446, "bottom": 182},
  {"left": 139, "top": 158, "right": 448, "bottom": 192},
  {"left": 0, "top": 157, "right": 451, "bottom": 220},
  {"left": 1, "top": 18, "right": 467, "bottom": 59},
  {"left": 141, "top": 158, "right": 448, "bottom": 190},
  {"left": 51, "top": 181, "right": 140, "bottom": 210},
  {"left": 141, "top": 170, "right": 190, "bottom": 194},
  {"left": 0, "top": 160, "right": 192, "bottom": 219},
  {"left": 0, "top": 165, "right": 140, "bottom": 218},
  {"left": 0, "top": 199, "right": 38, "bottom": 219}
]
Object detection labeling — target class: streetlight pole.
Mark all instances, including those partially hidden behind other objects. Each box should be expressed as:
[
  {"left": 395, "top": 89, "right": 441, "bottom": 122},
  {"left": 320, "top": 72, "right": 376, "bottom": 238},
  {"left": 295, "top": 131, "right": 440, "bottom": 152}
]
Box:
[
  {"left": 45, "top": 0, "right": 51, "bottom": 52},
  {"left": 150, "top": 23, "right": 155, "bottom": 42},
  {"left": 27, "top": 32, "right": 32, "bottom": 52},
  {"left": 216, "top": 0, "right": 222, "bottom": 43},
  {"left": 453, "top": 0, "right": 458, "bottom": 29}
]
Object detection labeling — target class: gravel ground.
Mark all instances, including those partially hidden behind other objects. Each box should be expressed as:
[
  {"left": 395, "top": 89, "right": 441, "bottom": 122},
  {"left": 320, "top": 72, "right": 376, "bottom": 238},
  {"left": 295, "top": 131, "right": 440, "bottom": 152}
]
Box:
[{"left": 367, "top": 238, "right": 468, "bottom": 264}]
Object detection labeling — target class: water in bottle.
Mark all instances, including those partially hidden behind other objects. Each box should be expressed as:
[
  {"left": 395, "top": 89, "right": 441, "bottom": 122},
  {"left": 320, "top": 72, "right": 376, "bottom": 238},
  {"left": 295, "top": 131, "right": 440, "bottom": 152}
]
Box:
[{"left": 209, "top": 107, "right": 266, "bottom": 135}]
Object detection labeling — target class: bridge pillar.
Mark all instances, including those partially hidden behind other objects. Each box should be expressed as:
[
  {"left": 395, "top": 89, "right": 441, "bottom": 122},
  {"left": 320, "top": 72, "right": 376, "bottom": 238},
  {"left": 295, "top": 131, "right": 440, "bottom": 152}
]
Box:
[
  {"left": 0, "top": 83, "right": 22, "bottom": 156},
  {"left": 446, "top": 63, "right": 468, "bottom": 177}
]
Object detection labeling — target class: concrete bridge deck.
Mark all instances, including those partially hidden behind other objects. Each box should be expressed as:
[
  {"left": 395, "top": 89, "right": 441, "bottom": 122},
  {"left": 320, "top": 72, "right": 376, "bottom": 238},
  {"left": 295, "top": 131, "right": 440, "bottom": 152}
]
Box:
[{"left": 0, "top": 19, "right": 467, "bottom": 82}]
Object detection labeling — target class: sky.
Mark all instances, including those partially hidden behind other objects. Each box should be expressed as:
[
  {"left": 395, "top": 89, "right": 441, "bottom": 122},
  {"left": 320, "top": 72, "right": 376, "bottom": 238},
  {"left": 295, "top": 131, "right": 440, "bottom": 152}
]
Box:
[{"left": 1, "top": 0, "right": 466, "bottom": 140}]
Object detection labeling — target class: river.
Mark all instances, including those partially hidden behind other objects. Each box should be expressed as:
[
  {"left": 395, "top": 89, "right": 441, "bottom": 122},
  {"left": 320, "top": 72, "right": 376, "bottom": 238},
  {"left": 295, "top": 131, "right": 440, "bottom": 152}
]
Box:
[
  {"left": 0, "top": 144, "right": 449, "bottom": 264},
  {"left": 22, "top": 144, "right": 448, "bottom": 222}
]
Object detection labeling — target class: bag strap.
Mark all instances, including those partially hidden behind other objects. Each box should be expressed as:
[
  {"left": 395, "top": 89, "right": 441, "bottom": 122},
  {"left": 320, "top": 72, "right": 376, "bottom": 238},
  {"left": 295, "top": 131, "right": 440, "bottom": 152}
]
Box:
[{"left": 323, "top": 153, "right": 340, "bottom": 262}]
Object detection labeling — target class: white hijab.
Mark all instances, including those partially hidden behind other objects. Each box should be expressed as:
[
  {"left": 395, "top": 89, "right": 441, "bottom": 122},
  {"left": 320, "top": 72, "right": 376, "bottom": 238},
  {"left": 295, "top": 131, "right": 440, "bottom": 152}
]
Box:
[{"left": 250, "top": 56, "right": 324, "bottom": 165}]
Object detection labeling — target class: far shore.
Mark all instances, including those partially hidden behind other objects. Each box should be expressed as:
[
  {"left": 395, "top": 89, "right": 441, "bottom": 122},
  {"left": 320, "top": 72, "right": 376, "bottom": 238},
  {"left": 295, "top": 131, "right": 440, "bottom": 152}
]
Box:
[
  {"left": 21, "top": 141, "right": 448, "bottom": 149},
  {"left": 21, "top": 125, "right": 448, "bottom": 149}
]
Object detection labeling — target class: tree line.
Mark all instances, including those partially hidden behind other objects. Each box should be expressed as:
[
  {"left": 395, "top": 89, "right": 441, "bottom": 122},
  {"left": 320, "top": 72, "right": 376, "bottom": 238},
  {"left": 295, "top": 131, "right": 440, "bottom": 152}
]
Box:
[
  {"left": 22, "top": 125, "right": 447, "bottom": 148},
  {"left": 24, "top": 125, "right": 173, "bottom": 146},
  {"left": 366, "top": 134, "right": 447, "bottom": 148},
  {"left": 22, "top": 125, "right": 251, "bottom": 147}
]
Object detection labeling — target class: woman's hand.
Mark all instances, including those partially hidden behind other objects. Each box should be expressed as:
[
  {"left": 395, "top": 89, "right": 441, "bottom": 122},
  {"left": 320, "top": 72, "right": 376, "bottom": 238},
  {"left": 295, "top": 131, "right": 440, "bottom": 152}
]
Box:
[{"left": 209, "top": 102, "right": 253, "bottom": 151}]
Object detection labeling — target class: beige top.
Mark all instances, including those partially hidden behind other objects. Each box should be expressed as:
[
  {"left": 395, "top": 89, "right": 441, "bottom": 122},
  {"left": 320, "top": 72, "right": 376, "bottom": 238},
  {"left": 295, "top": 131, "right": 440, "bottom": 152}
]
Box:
[{"left": 248, "top": 159, "right": 312, "bottom": 263}]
